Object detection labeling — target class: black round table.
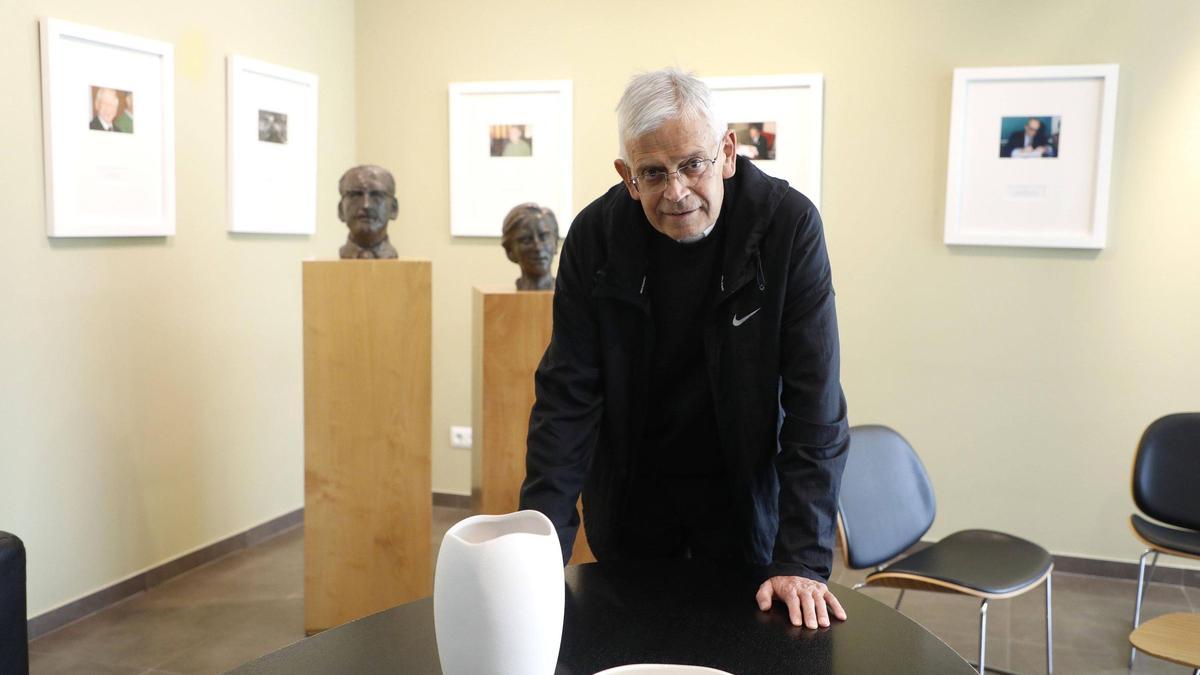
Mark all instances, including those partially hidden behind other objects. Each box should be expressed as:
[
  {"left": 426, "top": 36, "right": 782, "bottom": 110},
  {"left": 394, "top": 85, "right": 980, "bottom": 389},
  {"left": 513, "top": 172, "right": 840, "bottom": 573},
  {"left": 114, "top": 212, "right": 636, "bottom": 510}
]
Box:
[{"left": 231, "top": 559, "right": 974, "bottom": 674}]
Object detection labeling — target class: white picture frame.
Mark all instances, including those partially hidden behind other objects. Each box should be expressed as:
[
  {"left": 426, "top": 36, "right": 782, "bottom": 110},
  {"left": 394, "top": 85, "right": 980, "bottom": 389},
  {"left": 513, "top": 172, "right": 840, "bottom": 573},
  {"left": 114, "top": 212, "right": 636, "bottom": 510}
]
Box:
[
  {"left": 448, "top": 80, "right": 572, "bottom": 238},
  {"left": 40, "top": 17, "right": 175, "bottom": 238},
  {"left": 943, "top": 64, "right": 1119, "bottom": 249},
  {"left": 226, "top": 56, "right": 319, "bottom": 234},
  {"left": 704, "top": 74, "right": 824, "bottom": 209}
]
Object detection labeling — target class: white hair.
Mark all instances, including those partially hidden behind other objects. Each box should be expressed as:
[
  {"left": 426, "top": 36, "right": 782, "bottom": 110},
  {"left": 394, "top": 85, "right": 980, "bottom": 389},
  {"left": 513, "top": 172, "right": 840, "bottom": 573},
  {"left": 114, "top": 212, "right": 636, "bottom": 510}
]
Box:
[{"left": 615, "top": 67, "right": 726, "bottom": 162}]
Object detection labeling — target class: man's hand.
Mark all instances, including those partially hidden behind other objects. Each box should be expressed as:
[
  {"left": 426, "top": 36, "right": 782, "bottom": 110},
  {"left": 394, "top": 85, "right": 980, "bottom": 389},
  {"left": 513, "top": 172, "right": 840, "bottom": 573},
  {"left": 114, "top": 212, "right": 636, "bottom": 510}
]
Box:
[{"left": 756, "top": 575, "right": 847, "bottom": 629}]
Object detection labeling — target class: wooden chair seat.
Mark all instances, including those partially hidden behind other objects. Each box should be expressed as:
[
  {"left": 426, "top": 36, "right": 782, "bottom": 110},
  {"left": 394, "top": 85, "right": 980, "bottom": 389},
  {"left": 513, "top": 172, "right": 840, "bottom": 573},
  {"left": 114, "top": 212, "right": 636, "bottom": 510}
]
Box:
[{"left": 1129, "top": 612, "right": 1200, "bottom": 669}]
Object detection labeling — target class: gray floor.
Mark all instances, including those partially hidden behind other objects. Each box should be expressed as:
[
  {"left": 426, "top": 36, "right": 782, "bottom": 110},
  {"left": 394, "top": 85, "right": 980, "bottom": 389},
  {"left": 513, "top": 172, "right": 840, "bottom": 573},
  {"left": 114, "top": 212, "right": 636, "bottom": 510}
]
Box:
[{"left": 29, "top": 506, "right": 1200, "bottom": 674}]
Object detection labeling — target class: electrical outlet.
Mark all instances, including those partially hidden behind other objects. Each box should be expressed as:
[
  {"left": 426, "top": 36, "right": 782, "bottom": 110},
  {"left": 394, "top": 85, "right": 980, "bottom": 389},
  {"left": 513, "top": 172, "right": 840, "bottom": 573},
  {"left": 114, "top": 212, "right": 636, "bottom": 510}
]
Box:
[{"left": 450, "top": 426, "right": 472, "bottom": 449}]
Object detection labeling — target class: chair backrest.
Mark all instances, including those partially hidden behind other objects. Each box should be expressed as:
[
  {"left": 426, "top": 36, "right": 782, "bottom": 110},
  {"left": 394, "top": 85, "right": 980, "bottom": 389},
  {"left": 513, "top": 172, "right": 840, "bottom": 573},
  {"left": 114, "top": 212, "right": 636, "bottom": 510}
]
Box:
[
  {"left": 838, "top": 425, "right": 936, "bottom": 570},
  {"left": 1133, "top": 413, "right": 1200, "bottom": 531}
]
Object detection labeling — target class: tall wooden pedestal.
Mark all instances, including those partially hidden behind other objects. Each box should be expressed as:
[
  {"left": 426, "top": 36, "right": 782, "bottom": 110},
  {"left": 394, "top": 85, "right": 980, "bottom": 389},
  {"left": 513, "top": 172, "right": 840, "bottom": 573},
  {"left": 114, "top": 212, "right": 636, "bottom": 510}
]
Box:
[
  {"left": 303, "top": 260, "right": 432, "bottom": 634},
  {"left": 472, "top": 286, "right": 594, "bottom": 564}
]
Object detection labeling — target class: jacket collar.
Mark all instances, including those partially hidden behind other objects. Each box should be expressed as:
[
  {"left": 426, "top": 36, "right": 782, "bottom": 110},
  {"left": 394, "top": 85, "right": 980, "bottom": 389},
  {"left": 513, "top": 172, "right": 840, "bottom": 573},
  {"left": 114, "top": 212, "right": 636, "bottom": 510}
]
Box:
[{"left": 595, "top": 156, "right": 788, "bottom": 304}]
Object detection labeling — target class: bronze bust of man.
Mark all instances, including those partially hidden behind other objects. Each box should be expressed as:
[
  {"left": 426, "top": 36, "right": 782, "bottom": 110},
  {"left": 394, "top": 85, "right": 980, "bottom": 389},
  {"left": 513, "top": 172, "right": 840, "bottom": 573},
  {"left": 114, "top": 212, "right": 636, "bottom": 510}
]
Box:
[
  {"left": 338, "top": 165, "right": 399, "bottom": 259},
  {"left": 501, "top": 203, "right": 559, "bottom": 291}
]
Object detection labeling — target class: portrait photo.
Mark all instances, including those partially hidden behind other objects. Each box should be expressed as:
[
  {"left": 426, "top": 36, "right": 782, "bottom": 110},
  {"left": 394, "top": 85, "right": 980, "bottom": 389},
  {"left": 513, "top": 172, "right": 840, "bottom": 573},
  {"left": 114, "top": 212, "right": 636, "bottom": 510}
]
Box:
[
  {"left": 730, "top": 121, "right": 776, "bottom": 160},
  {"left": 945, "top": 65, "right": 1117, "bottom": 249},
  {"left": 88, "top": 85, "right": 134, "bottom": 133},
  {"left": 227, "top": 55, "right": 318, "bottom": 234},
  {"left": 258, "top": 109, "right": 288, "bottom": 144},
  {"left": 449, "top": 80, "right": 571, "bottom": 236},
  {"left": 999, "top": 115, "right": 1061, "bottom": 158},
  {"left": 489, "top": 123, "right": 533, "bottom": 157}
]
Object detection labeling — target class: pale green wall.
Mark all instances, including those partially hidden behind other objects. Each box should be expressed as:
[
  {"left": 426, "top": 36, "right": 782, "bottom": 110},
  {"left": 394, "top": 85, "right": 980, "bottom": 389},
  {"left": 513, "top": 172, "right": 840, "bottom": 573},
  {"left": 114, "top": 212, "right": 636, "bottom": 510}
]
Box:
[
  {"left": 0, "top": 0, "right": 356, "bottom": 617},
  {"left": 357, "top": 0, "right": 1200, "bottom": 567},
  {"left": 4, "top": 0, "right": 1199, "bottom": 621}
]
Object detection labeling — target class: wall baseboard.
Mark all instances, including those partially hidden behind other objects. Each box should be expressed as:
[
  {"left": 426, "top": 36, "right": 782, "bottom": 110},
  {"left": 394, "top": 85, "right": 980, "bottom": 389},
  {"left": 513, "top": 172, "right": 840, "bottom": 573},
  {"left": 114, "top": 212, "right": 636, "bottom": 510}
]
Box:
[
  {"left": 27, "top": 508, "right": 303, "bottom": 640},
  {"left": 28, "top": 499, "right": 1197, "bottom": 641},
  {"left": 30, "top": 493, "right": 473, "bottom": 640},
  {"left": 432, "top": 491, "right": 471, "bottom": 509},
  {"left": 1053, "top": 550, "right": 1200, "bottom": 587},
  {"left": 904, "top": 539, "right": 1198, "bottom": 588}
]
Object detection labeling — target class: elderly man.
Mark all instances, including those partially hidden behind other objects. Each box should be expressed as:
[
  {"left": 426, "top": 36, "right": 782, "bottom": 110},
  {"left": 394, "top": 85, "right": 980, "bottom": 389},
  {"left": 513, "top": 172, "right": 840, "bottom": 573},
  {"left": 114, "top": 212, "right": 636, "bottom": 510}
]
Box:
[
  {"left": 748, "top": 123, "right": 771, "bottom": 160},
  {"left": 519, "top": 68, "right": 850, "bottom": 630},
  {"left": 337, "top": 165, "right": 399, "bottom": 259},
  {"left": 1006, "top": 118, "right": 1050, "bottom": 158},
  {"left": 90, "top": 87, "right": 120, "bottom": 132}
]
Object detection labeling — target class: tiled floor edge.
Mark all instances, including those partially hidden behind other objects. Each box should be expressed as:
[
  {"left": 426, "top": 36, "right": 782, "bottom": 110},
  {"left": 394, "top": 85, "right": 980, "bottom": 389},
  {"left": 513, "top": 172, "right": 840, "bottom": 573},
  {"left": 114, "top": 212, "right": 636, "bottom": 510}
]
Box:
[
  {"left": 432, "top": 491, "right": 472, "bottom": 509},
  {"left": 1052, "top": 550, "right": 1200, "bottom": 587},
  {"left": 27, "top": 506, "right": 1198, "bottom": 642},
  {"left": 880, "top": 539, "right": 1198, "bottom": 587},
  {"left": 27, "top": 508, "right": 304, "bottom": 640}
]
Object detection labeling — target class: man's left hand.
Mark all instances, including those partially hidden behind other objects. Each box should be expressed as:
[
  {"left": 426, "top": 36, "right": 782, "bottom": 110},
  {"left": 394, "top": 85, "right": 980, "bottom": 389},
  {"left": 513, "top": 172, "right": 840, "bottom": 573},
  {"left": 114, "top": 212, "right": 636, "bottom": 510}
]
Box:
[{"left": 755, "top": 575, "right": 847, "bottom": 629}]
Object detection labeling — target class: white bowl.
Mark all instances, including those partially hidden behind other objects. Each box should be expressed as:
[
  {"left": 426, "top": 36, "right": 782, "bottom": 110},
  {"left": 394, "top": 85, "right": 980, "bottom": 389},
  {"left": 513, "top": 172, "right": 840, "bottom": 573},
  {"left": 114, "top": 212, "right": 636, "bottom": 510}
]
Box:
[{"left": 593, "top": 666, "right": 733, "bottom": 675}]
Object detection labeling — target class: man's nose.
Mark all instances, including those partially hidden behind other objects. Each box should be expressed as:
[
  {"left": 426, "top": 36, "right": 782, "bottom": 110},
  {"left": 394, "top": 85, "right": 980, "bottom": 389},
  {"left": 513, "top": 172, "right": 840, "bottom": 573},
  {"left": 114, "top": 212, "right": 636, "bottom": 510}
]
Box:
[{"left": 661, "top": 172, "right": 690, "bottom": 202}]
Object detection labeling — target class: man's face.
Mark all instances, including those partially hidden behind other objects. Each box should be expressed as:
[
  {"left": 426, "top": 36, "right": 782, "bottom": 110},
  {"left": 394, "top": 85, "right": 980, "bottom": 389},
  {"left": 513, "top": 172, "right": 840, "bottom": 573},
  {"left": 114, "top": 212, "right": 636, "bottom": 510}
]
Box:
[
  {"left": 508, "top": 126, "right": 524, "bottom": 142},
  {"left": 615, "top": 116, "right": 736, "bottom": 242},
  {"left": 1026, "top": 119, "right": 1041, "bottom": 135},
  {"left": 338, "top": 169, "right": 398, "bottom": 245},
  {"left": 749, "top": 127, "right": 761, "bottom": 141},
  {"left": 96, "top": 91, "right": 118, "bottom": 125},
  {"left": 506, "top": 218, "right": 557, "bottom": 278}
]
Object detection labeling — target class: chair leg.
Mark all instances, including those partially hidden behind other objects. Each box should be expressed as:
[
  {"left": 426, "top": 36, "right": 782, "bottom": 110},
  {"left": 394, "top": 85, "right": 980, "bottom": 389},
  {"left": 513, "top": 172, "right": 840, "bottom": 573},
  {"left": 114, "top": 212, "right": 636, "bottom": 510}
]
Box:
[
  {"left": 1146, "top": 552, "right": 1160, "bottom": 587},
  {"left": 978, "top": 598, "right": 989, "bottom": 674},
  {"left": 894, "top": 589, "right": 905, "bottom": 611},
  {"left": 1045, "top": 572, "right": 1053, "bottom": 674},
  {"left": 1129, "top": 549, "right": 1158, "bottom": 668},
  {"left": 1133, "top": 549, "right": 1157, "bottom": 628}
]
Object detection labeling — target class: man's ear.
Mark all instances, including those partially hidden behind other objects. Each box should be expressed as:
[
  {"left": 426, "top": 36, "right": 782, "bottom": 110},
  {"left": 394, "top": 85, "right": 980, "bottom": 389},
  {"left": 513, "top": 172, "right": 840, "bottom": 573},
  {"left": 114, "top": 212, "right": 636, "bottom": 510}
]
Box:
[
  {"left": 388, "top": 197, "right": 399, "bottom": 220},
  {"left": 720, "top": 129, "right": 737, "bottom": 179},
  {"left": 614, "top": 159, "right": 639, "bottom": 201},
  {"left": 337, "top": 199, "right": 346, "bottom": 223}
]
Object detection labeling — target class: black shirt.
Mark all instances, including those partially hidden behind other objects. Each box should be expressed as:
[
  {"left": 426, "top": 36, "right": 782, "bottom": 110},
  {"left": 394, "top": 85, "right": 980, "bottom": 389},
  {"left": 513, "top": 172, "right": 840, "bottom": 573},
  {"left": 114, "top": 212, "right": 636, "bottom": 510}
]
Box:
[{"left": 642, "top": 222, "right": 726, "bottom": 478}]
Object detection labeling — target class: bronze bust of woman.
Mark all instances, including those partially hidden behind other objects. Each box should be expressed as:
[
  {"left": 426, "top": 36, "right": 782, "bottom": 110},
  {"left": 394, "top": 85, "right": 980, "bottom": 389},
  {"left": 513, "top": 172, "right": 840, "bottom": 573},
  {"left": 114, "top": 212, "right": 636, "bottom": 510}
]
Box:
[{"left": 501, "top": 203, "right": 559, "bottom": 291}]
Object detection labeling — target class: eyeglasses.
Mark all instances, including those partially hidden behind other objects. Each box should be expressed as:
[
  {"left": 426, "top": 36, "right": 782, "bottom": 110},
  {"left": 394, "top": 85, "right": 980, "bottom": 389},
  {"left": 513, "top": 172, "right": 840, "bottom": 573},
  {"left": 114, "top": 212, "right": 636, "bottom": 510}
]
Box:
[{"left": 629, "top": 145, "right": 722, "bottom": 195}]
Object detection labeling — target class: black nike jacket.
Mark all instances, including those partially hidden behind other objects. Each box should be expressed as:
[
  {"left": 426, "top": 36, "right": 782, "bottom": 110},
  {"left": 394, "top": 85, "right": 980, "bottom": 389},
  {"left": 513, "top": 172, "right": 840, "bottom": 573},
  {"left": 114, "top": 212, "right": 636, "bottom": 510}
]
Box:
[{"left": 519, "top": 156, "right": 849, "bottom": 583}]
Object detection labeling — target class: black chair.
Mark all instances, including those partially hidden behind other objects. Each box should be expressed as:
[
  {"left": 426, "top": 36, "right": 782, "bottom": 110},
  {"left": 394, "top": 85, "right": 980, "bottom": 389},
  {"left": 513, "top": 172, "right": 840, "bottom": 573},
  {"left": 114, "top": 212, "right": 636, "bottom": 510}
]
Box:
[
  {"left": 838, "top": 425, "right": 1053, "bottom": 674},
  {"left": 1128, "top": 412, "right": 1200, "bottom": 667},
  {"left": 0, "top": 531, "right": 28, "bottom": 675}
]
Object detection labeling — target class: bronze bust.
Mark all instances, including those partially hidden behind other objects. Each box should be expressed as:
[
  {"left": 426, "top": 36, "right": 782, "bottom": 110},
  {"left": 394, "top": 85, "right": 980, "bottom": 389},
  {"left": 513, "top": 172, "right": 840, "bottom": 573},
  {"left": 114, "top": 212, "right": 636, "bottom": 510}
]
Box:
[
  {"left": 338, "top": 165, "right": 399, "bottom": 259},
  {"left": 501, "top": 203, "right": 559, "bottom": 291}
]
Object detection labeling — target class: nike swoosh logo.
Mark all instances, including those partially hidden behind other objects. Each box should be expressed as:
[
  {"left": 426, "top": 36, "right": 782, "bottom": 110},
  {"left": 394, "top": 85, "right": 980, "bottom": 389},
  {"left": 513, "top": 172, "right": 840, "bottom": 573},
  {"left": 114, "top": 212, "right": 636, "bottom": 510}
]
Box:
[{"left": 732, "top": 308, "right": 761, "bottom": 327}]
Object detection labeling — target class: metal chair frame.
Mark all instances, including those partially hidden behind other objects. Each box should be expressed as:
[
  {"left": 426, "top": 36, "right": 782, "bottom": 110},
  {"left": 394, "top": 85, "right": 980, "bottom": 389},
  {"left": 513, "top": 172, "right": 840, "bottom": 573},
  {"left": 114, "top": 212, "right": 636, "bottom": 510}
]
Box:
[
  {"left": 1127, "top": 413, "right": 1200, "bottom": 669},
  {"left": 839, "top": 426, "right": 1053, "bottom": 674},
  {"left": 851, "top": 567, "right": 1052, "bottom": 675}
]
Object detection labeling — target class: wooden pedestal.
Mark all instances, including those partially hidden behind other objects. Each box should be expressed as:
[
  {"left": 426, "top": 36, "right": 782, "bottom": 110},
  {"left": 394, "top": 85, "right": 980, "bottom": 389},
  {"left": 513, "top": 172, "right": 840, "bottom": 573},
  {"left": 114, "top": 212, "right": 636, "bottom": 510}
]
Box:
[
  {"left": 303, "top": 260, "right": 432, "bottom": 634},
  {"left": 472, "top": 286, "right": 594, "bottom": 564}
]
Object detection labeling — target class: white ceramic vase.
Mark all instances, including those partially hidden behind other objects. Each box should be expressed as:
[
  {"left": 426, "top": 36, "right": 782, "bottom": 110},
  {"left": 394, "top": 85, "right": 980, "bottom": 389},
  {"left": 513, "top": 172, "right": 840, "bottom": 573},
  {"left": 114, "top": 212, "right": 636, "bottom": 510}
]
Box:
[{"left": 434, "top": 510, "right": 565, "bottom": 675}]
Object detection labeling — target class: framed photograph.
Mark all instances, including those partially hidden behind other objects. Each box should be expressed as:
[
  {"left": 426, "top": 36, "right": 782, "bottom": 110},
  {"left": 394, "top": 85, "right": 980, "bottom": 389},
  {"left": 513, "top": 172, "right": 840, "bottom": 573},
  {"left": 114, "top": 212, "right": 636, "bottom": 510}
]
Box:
[
  {"left": 704, "top": 75, "right": 824, "bottom": 209},
  {"left": 39, "top": 18, "right": 175, "bottom": 237},
  {"left": 943, "top": 65, "right": 1119, "bottom": 249},
  {"left": 448, "top": 80, "right": 572, "bottom": 237},
  {"left": 227, "top": 56, "right": 319, "bottom": 234}
]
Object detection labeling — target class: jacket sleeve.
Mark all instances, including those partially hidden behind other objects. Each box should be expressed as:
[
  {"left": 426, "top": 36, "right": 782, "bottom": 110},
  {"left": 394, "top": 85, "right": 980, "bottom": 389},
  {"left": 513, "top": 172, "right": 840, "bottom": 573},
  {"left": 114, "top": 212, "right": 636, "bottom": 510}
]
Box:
[
  {"left": 518, "top": 215, "right": 605, "bottom": 564},
  {"left": 769, "top": 198, "right": 850, "bottom": 583}
]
